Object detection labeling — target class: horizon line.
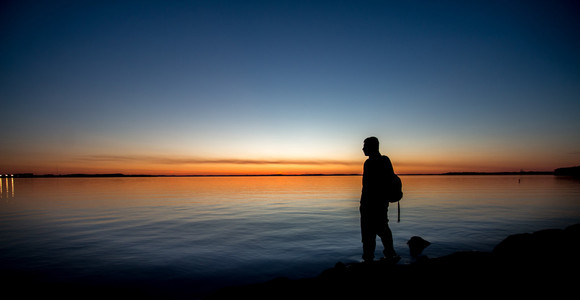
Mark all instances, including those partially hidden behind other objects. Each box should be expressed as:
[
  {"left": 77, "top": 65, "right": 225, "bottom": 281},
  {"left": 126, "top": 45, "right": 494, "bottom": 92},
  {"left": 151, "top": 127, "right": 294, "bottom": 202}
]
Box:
[{"left": 2, "top": 170, "right": 559, "bottom": 178}]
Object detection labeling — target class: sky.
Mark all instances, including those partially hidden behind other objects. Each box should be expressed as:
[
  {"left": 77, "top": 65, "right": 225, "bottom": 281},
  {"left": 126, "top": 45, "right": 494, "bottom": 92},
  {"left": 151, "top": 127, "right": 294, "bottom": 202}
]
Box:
[{"left": 1, "top": 0, "right": 579, "bottom": 175}]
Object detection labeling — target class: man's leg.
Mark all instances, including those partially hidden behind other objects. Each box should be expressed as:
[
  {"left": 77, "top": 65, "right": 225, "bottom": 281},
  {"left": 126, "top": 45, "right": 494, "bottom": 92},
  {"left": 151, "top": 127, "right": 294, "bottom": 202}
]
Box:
[
  {"left": 376, "top": 206, "right": 397, "bottom": 258},
  {"left": 361, "top": 233, "right": 376, "bottom": 262},
  {"left": 378, "top": 223, "right": 396, "bottom": 257},
  {"left": 360, "top": 207, "right": 376, "bottom": 262}
]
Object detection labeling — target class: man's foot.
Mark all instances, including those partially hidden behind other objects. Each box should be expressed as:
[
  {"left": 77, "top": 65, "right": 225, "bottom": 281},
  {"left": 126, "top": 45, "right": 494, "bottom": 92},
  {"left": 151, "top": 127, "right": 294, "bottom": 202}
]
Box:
[
  {"left": 362, "top": 258, "right": 374, "bottom": 264},
  {"left": 379, "top": 255, "right": 401, "bottom": 264}
]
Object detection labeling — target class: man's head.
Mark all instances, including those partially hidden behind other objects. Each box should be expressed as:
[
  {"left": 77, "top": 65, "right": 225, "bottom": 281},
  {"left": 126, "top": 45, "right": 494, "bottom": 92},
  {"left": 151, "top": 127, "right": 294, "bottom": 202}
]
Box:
[{"left": 363, "top": 136, "right": 380, "bottom": 156}]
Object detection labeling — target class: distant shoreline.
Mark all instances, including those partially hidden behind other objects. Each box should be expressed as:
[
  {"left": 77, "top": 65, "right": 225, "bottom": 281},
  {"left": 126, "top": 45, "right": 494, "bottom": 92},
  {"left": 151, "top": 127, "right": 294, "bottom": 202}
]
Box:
[
  {"left": 5, "top": 166, "right": 579, "bottom": 178},
  {"left": 3, "top": 171, "right": 569, "bottom": 178}
]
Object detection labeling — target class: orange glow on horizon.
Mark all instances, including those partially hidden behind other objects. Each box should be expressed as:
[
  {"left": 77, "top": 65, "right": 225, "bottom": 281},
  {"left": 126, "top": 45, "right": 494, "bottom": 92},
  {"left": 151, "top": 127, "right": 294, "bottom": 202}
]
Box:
[
  {"left": 1, "top": 158, "right": 561, "bottom": 176},
  {"left": 0, "top": 148, "right": 568, "bottom": 176}
]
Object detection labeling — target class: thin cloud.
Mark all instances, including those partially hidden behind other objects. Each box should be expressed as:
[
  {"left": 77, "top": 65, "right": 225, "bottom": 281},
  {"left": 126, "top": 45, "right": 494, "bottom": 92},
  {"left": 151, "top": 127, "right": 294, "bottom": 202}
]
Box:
[{"left": 79, "top": 155, "right": 360, "bottom": 166}]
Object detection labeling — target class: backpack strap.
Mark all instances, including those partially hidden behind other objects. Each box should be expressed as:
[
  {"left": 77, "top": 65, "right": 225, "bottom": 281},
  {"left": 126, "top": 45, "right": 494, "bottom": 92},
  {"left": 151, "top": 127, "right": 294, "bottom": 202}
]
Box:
[{"left": 397, "top": 201, "right": 400, "bottom": 223}]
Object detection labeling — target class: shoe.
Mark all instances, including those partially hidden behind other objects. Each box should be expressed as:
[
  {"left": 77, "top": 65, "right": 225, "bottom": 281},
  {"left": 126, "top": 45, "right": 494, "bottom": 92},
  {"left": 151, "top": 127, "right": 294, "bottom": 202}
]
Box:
[
  {"left": 362, "top": 258, "right": 374, "bottom": 264},
  {"left": 379, "top": 255, "right": 401, "bottom": 264}
]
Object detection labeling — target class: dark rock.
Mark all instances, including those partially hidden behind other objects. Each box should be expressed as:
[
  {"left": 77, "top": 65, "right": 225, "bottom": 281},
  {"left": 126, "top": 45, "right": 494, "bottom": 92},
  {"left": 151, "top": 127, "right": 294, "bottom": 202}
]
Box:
[
  {"left": 207, "top": 224, "right": 580, "bottom": 299},
  {"left": 407, "top": 236, "right": 431, "bottom": 258}
]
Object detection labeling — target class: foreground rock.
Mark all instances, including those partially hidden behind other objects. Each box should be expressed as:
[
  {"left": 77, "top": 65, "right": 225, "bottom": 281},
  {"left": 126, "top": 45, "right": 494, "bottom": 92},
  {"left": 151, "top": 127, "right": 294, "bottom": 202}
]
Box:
[{"left": 208, "top": 223, "right": 580, "bottom": 299}]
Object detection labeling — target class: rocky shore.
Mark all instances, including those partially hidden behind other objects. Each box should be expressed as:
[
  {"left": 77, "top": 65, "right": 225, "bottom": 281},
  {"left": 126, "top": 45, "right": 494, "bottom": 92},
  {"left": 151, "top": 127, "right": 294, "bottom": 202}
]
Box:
[{"left": 208, "top": 223, "right": 580, "bottom": 299}]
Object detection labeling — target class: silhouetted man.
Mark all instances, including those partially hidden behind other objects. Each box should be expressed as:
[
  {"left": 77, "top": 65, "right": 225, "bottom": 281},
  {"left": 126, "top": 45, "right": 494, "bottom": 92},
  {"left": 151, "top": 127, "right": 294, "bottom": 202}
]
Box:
[{"left": 360, "top": 136, "right": 399, "bottom": 263}]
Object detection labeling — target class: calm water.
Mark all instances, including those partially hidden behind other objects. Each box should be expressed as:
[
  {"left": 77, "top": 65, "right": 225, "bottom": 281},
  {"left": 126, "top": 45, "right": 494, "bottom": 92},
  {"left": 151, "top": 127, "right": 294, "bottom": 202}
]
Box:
[{"left": 1, "top": 175, "right": 580, "bottom": 297}]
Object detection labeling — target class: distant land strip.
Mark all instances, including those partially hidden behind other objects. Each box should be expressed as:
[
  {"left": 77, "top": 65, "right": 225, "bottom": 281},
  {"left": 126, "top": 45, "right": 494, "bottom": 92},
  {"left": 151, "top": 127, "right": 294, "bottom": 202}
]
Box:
[
  {"left": 4, "top": 167, "right": 580, "bottom": 178},
  {"left": 4, "top": 173, "right": 360, "bottom": 178}
]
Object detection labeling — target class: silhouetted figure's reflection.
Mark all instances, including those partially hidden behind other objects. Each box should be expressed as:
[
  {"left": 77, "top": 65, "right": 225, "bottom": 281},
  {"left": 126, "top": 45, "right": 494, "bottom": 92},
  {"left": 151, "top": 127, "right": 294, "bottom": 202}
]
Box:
[{"left": 360, "top": 137, "right": 399, "bottom": 262}]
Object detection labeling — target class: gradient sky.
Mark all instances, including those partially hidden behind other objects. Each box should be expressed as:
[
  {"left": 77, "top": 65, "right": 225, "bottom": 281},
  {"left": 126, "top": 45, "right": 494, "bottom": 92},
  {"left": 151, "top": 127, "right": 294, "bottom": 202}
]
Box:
[{"left": 1, "top": 0, "right": 579, "bottom": 175}]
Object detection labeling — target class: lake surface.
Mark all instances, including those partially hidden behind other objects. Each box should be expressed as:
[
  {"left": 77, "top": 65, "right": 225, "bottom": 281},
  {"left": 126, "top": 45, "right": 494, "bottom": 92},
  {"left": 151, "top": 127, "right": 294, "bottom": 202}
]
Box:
[{"left": 1, "top": 175, "right": 579, "bottom": 298}]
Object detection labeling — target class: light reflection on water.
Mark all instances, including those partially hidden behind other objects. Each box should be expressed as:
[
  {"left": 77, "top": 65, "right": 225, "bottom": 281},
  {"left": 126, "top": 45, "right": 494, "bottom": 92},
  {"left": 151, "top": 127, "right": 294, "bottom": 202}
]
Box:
[{"left": 1, "top": 175, "right": 579, "bottom": 296}]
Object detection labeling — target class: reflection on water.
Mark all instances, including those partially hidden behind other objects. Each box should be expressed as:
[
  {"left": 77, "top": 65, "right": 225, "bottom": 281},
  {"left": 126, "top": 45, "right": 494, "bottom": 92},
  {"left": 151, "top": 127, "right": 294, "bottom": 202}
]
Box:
[
  {"left": 0, "top": 175, "right": 579, "bottom": 297},
  {"left": 0, "top": 175, "right": 15, "bottom": 198}
]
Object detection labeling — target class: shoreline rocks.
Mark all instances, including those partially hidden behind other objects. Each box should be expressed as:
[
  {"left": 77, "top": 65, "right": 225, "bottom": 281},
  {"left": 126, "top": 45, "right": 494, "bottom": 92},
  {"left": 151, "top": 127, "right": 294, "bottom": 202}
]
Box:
[{"left": 208, "top": 223, "right": 580, "bottom": 299}]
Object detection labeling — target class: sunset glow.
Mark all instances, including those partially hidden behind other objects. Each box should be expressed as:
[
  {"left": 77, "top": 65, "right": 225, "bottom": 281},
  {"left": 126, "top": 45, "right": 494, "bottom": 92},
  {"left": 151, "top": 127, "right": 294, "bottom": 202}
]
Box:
[{"left": 1, "top": 1, "right": 579, "bottom": 175}]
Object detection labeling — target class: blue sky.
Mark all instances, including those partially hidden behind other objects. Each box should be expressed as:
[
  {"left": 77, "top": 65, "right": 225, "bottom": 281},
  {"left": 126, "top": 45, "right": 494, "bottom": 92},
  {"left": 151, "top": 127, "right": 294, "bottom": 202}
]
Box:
[{"left": 1, "top": 0, "right": 579, "bottom": 174}]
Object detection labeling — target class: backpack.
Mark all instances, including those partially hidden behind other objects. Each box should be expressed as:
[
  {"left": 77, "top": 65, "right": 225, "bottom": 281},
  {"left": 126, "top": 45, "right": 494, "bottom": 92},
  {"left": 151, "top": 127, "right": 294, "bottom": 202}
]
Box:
[
  {"left": 387, "top": 174, "right": 403, "bottom": 222},
  {"left": 387, "top": 174, "right": 403, "bottom": 203}
]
